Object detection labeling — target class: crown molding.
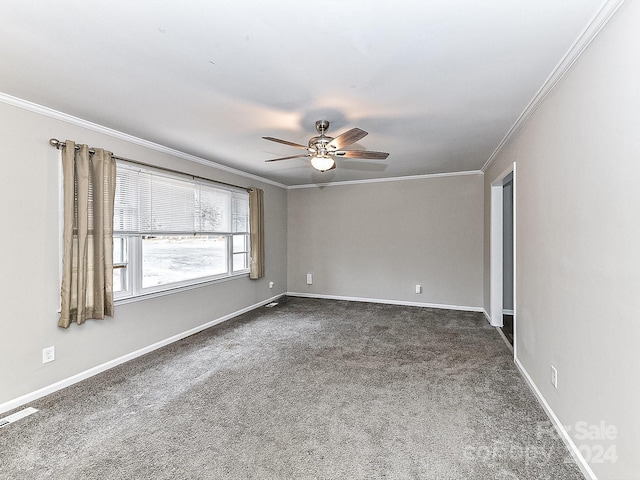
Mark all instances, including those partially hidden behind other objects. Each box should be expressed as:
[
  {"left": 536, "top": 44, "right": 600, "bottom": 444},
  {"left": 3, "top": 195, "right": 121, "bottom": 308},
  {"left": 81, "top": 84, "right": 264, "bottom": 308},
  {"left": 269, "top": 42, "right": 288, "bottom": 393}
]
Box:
[
  {"left": 0, "top": 92, "right": 287, "bottom": 189},
  {"left": 481, "top": 0, "right": 626, "bottom": 173},
  {"left": 288, "top": 170, "right": 482, "bottom": 190},
  {"left": 1, "top": 91, "right": 479, "bottom": 190}
]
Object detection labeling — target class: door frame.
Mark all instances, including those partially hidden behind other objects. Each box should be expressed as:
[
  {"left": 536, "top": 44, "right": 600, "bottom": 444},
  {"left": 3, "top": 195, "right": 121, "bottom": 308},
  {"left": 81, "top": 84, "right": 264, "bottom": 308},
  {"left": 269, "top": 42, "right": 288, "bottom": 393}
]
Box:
[{"left": 490, "top": 163, "right": 516, "bottom": 339}]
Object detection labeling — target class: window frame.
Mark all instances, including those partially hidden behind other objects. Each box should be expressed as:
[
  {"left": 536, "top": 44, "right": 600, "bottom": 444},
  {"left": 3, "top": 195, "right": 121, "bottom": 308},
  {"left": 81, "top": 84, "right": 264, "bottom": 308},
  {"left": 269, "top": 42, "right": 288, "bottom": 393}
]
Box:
[{"left": 113, "top": 161, "right": 250, "bottom": 302}]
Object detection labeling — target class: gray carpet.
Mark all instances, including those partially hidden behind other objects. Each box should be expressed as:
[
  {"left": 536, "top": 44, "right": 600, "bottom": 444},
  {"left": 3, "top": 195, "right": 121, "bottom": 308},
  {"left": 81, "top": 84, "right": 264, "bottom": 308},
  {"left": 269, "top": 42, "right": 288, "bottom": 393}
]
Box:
[{"left": 0, "top": 297, "right": 583, "bottom": 479}]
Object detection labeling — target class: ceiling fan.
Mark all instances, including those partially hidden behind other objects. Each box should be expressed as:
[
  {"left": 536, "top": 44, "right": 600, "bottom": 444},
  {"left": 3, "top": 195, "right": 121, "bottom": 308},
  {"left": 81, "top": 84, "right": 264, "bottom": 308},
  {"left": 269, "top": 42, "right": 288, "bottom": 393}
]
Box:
[{"left": 263, "top": 120, "right": 389, "bottom": 172}]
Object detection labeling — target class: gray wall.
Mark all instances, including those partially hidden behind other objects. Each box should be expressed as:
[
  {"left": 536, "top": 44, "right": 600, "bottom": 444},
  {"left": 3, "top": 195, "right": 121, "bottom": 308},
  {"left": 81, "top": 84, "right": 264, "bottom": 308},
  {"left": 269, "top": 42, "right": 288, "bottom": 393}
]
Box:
[
  {"left": 0, "top": 101, "right": 288, "bottom": 406},
  {"left": 287, "top": 174, "right": 484, "bottom": 309},
  {"left": 484, "top": 2, "right": 640, "bottom": 477}
]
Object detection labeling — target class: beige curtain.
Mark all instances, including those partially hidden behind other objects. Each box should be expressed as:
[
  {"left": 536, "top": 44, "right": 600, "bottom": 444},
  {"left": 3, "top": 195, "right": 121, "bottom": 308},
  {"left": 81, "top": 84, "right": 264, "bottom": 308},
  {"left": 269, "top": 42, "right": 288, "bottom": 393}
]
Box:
[
  {"left": 249, "top": 188, "right": 265, "bottom": 279},
  {"left": 59, "top": 141, "right": 116, "bottom": 328}
]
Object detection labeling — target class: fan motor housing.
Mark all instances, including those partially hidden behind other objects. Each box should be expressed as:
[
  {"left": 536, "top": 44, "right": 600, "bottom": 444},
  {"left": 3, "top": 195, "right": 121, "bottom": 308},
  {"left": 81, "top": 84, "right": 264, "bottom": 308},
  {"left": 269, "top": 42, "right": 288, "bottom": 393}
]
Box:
[
  {"left": 309, "top": 136, "right": 335, "bottom": 157},
  {"left": 308, "top": 136, "right": 333, "bottom": 148}
]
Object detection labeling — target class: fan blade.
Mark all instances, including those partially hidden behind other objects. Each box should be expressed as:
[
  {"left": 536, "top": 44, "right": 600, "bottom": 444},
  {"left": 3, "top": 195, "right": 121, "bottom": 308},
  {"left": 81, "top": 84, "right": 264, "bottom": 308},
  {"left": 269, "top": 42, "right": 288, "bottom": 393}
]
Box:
[
  {"left": 265, "top": 154, "right": 310, "bottom": 162},
  {"left": 326, "top": 128, "right": 368, "bottom": 149},
  {"left": 262, "top": 136, "right": 309, "bottom": 149},
  {"left": 334, "top": 150, "right": 389, "bottom": 160}
]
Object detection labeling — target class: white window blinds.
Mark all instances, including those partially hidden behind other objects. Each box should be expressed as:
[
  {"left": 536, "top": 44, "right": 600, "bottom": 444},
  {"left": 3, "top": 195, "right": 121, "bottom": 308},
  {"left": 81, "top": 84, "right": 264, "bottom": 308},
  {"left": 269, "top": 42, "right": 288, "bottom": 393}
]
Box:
[{"left": 114, "top": 163, "right": 249, "bottom": 235}]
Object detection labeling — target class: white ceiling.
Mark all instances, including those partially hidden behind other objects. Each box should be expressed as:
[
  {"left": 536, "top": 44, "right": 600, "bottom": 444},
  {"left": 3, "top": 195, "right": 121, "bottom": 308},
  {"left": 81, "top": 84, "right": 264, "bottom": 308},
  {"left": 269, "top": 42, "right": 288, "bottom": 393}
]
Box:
[{"left": 0, "top": 0, "right": 606, "bottom": 186}]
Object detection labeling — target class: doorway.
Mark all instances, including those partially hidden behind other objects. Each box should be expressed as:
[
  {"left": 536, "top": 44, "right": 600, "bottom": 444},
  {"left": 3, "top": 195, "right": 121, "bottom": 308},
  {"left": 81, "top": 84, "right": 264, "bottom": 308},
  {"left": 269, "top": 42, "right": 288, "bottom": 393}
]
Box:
[
  {"left": 490, "top": 164, "right": 516, "bottom": 351},
  {"left": 502, "top": 174, "right": 514, "bottom": 345}
]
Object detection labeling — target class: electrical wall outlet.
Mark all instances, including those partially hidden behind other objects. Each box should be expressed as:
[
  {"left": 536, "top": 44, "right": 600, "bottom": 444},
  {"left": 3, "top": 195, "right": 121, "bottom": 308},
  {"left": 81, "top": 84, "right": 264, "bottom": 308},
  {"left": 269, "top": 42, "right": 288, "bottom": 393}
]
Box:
[
  {"left": 415, "top": 284, "right": 421, "bottom": 294},
  {"left": 306, "top": 273, "right": 313, "bottom": 285},
  {"left": 42, "top": 346, "right": 55, "bottom": 364},
  {"left": 269, "top": 281, "right": 274, "bottom": 289},
  {"left": 551, "top": 365, "right": 558, "bottom": 388}
]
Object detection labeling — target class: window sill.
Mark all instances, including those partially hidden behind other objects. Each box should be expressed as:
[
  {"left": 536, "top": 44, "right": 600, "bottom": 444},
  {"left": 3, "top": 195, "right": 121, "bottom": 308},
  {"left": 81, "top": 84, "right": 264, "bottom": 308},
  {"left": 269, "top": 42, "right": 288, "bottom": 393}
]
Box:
[{"left": 114, "top": 272, "right": 250, "bottom": 306}]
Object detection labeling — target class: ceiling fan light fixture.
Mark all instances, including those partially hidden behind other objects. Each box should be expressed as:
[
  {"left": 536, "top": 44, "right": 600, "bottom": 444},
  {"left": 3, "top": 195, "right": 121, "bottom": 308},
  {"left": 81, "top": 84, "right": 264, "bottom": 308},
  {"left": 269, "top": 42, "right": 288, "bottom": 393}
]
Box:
[{"left": 311, "top": 155, "right": 335, "bottom": 172}]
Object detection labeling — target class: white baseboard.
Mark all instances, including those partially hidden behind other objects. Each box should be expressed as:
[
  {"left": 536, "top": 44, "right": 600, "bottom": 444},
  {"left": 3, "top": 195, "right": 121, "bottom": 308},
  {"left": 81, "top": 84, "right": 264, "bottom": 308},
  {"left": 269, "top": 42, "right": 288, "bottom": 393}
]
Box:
[
  {"left": 514, "top": 357, "right": 596, "bottom": 480},
  {"left": 0, "top": 294, "right": 283, "bottom": 415},
  {"left": 286, "top": 292, "right": 483, "bottom": 313},
  {"left": 483, "top": 309, "right": 492, "bottom": 324}
]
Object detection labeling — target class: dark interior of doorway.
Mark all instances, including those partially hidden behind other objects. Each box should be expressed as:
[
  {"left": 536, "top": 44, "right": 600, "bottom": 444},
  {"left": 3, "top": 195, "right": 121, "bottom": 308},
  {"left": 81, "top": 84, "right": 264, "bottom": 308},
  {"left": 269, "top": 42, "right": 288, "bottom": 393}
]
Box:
[{"left": 502, "top": 314, "right": 513, "bottom": 345}]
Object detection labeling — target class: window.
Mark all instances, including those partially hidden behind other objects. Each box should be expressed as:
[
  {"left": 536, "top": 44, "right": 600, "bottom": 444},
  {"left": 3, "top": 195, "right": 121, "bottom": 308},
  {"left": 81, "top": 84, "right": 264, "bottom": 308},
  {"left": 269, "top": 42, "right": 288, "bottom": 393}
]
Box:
[{"left": 113, "top": 161, "right": 250, "bottom": 299}]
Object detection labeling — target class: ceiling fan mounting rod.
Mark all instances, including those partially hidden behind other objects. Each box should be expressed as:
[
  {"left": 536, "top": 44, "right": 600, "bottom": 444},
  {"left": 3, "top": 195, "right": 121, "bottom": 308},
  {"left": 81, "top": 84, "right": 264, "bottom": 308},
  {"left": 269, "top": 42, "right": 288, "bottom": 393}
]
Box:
[{"left": 309, "top": 119, "right": 334, "bottom": 153}]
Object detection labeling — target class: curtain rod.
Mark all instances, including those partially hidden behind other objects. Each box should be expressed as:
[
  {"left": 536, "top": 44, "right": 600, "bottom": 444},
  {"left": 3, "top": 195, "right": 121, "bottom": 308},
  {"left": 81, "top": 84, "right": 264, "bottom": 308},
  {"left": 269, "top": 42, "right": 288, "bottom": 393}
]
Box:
[{"left": 49, "top": 138, "right": 252, "bottom": 193}]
